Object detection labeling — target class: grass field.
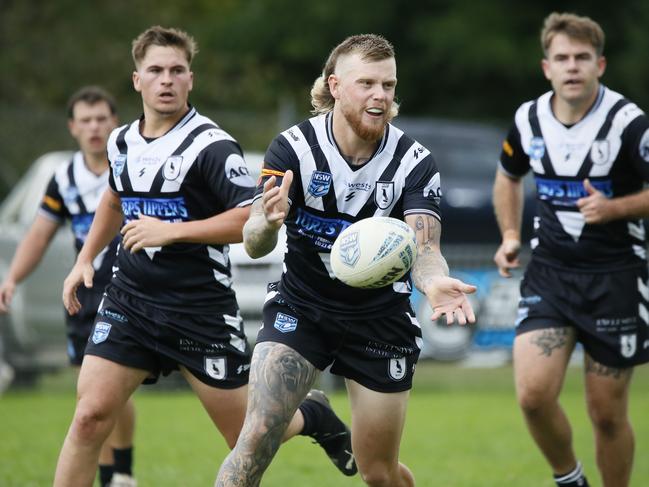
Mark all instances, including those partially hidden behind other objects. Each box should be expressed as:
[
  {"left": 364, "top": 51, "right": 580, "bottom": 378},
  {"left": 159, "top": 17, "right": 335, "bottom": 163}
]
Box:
[{"left": 2, "top": 360, "right": 649, "bottom": 486}]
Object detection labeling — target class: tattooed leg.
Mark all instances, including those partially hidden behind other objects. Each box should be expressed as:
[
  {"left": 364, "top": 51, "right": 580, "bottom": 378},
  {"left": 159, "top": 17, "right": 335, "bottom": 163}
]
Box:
[
  {"left": 584, "top": 354, "right": 634, "bottom": 487},
  {"left": 215, "top": 342, "right": 318, "bottom": 487},
  {"left": 513, "top": 327, "right": 579, "bottom": 474}
]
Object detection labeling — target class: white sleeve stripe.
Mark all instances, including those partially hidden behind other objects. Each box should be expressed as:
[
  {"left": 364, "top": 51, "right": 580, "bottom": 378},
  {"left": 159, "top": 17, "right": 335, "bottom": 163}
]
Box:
[
  {"left": 403, "top": 209, "right": 441, "bottom": 220},
  {"left": 37, "top": 208, "right": 64, "bottom": 223},
  {"left": 236, "top": 198, "right": 254, "bottom": 208},
  {"left": 497, "top": 161, "right": 524, "bottom": 179}
]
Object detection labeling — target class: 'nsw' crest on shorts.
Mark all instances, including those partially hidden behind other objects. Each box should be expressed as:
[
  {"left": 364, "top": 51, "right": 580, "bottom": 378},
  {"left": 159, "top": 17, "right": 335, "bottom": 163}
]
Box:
[{"left": 91, "top": 322, "right": 112, "bottom": 344}]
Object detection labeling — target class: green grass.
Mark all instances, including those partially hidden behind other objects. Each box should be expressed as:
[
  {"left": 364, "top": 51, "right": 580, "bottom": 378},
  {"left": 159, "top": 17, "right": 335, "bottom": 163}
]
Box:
[{"left": 2, "top": 361, "right": 649, "bottom": 486}]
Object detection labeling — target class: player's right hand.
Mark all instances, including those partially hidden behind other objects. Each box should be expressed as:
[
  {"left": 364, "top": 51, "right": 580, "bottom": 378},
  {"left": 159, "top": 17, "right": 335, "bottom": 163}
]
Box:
[
  {"left": 262, "top": 170, "right": 293, "bottom": 230},
  {"left": 0, "top": 280, "right": 16, "bottom": 313},
  {"left": 494, "top": 238, "right": 521, "bottom": 278},
  {"left": 62, "top": 261, "right": 95, "bottom": 315}
]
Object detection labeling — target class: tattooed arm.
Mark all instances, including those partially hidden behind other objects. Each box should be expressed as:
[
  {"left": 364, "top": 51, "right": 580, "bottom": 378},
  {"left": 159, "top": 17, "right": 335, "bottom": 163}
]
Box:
[
  {"left": 243, "top": 171, "right": 294, "bottom": 259},
  {"left": 405, "top": 214, "right": 477, "bottom": 325},
  {"left": 62, "top": 188, "right": 123, "bottom": 315}
]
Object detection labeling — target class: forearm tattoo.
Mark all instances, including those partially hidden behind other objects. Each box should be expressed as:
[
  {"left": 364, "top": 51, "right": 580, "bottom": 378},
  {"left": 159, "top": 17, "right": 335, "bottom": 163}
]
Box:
[
  {"left": 531, "top": 328, "right": 569, "bottom": 356},
  {"left": 410, "top": 215, "right": 449, "bottom": 292},
  {"left": 585, "top": 355, "right": 632, "bottom": 380},
  {"left": 216, "top": 342, "right": 317, "bottom": 486}
]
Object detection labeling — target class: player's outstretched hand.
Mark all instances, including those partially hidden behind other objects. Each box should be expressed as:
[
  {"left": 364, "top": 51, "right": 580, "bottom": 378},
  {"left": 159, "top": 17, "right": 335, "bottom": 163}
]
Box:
[
  {"left": 62, "top": 261, "right": 95, "bottom": 315},
  {"left": 121, "top": 214, "right": 172, "bottom": 253},
  {"left": 0, "top": 280, "right": 16, "bottom": 313},
  {"left": 262, "top": 170, "right": 293, "bottom": 230},
  {"left": 425, "top": 276, "right": 477, "bottom": 325},
  {"left": 494, "top": 238, "right": 521, "bottom": 278}
]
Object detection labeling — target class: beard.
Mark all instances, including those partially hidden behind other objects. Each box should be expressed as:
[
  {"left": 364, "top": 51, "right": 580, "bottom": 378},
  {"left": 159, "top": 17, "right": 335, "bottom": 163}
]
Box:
[{"left": 341, "top": 103, "right": 389, "bottom": 142}]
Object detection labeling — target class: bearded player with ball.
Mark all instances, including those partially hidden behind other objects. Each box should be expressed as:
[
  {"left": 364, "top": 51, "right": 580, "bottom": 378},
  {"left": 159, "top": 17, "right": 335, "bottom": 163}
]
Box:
[{"left": 217, "top": 34, "right": 476, "bottom": 487}]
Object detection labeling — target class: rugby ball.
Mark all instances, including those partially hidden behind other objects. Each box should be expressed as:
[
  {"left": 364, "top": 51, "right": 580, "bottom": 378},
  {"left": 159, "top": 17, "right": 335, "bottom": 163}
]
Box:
[{"left": 330, "top": 217, "right": 417, "bottom": 289}]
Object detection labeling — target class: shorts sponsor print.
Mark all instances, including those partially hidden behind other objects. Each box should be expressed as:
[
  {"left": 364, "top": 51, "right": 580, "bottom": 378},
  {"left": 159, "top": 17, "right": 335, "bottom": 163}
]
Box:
[
  {"left": 257, "top": 287, "right": 422, "bottom": 392},
  {"left": 85, "top": 286, "right": 251, "bottom": 388},
  {"left": 516, "top": 261, "right": 649, "bottom": 367}
]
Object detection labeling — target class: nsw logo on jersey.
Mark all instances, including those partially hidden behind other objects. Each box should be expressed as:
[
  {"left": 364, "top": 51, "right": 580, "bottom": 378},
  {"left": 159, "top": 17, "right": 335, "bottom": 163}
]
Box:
[
  {"left": 163, "top": 156, "right": 183, "bottom": 181},
  {"left": 113, "top": 154, "right": 127, "bottom": 178},
  {"left": 375, "top": 181, "right": 395, "bottom": 209},
  {"left": 308, "top": 171, "right": 332, "bottom": 197},
  {"left": 63, "top": 187, "right": 79, "bottom": 205},
  {"left": 528, "top": 137, "right": 545, "bottom": 160}
]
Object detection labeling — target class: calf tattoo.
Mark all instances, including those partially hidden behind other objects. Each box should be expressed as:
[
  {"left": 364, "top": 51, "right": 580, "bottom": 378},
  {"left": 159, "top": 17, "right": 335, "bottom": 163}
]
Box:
[{"left": 217, "top": 342, "right": 317, "bottom": 486}]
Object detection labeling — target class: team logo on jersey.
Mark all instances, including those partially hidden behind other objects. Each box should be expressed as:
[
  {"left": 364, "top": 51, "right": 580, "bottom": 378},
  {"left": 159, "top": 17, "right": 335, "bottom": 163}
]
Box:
[
  {"left": 163, "top": 156, "right": 183, "bottom": 181},
  {"left": 113, "top": 154, "right": 126, "bottom": 178},
  {"left": 640, "top": 128, "right": 649, "bottom": 162},
  {"left": 388, "top": 357, "right": 407, "bottom": 381},
  {"left": 375, "top": 181, "right": 395, "bottom": 209},
  {"left": 590, "top": 140, "right": 610, "bottom": 165},
  {"left": 274, "top": 312, "right": 298, "bottom": 333},
  {"left": 205, "top": 356, "right": 227, "bottom": 380},
  {"left": 225, "top": 154, "right": 255, "bottom": 187},
  {"left": 620, "top": 334, "right": 637, "bottom": 358},
  {"left": 63, "top": 187, "right": 79, "bottom": 205},
  {"left": 308, "top": 171, "right": 332, "bottom": 197},
  {"left": 91, "top": 322, "right": 112, "bottom": 344},
  {"left": 338, "top": 231, "right": 361, "bottom": 267},
  {"left": 529, "top": 137, "right": 545, "bottom": 160}
]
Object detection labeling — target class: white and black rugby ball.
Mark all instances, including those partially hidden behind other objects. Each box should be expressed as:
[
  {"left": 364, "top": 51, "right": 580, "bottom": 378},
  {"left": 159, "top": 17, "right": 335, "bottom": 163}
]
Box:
[{"left": 330, "top": 217, "right": 417, "bottom": 289}]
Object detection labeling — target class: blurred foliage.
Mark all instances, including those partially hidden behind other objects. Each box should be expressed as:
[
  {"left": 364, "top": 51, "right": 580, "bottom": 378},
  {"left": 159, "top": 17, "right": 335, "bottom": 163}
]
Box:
[{"left": 1, "top": 0, "right": 647, "bottom": 195}]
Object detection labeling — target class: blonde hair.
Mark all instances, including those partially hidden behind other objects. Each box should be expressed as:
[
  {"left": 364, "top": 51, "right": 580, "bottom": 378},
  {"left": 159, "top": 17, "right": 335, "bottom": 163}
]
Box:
[
  {"left": 541, "top": 12, "right": 605, "bottom": 57},
  {"left": 310, "top": 34, "right": 399, "bottom": 119},
  {"left": 131, "top": 25, "right": 198, "bottom": 67}
]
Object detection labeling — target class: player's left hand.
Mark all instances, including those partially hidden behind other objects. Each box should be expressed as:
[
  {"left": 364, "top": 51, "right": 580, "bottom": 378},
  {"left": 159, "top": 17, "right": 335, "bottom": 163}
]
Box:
[
  {"left": 577, "top": 179, "right": 616, "bottom": 224},
  {"left": 121, "top": 215, "right": 175, "bottom": 252},
  {"left": 424, "top": 276, "right": 477, "bottom": 325}
]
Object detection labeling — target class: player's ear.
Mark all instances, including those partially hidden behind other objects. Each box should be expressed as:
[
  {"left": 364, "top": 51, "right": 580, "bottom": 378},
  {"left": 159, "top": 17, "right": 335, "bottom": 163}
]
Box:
[
  {"left": 132, "top": 71, "right": 141, "bottom": 92},
  {"left": 328, "top": 74, "right": 340, "bottom": 99}
]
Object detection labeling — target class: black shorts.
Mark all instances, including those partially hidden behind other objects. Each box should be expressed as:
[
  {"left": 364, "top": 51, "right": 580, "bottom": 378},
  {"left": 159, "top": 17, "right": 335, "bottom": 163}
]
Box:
[
  {"left": 256, "top": 285, "right": 422, "bottom": 392},
  {"left": 65, "top": 287, "right": 104, "bottom": 366},
  {"left": 517, "top": 261, "right": 649, "bottom": 367},
  {"left": 85, "top": 286, "right": 251, "bottom": 388}
]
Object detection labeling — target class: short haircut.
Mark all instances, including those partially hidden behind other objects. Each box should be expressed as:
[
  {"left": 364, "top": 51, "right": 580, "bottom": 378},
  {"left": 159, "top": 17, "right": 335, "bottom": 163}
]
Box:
[
  {"left": 310, "top": 33, "right": 399, "bottom": 118},
  {"left": 541, "top": 12, "right": 605, "bottom": 57},
  {"left": 131, "top": 25, "right": 198, "bottom": 67},
  {"left": 66, "top": 86, "right": 117, "bottom": 119}
]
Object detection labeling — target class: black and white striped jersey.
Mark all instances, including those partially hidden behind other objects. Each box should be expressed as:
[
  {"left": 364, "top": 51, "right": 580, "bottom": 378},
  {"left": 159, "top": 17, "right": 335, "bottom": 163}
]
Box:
[
  {"left": 107, "top": 107, "right": 255, "bottom": 313},
  {"left": 254, "top": 113, "right": 441, "bottom": 318},
  {"left": 500, "top": 85, "right": 649, "bottom": 271},
  {"left": 40, "top": 151, "right": 117, "bottom": 288}
]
